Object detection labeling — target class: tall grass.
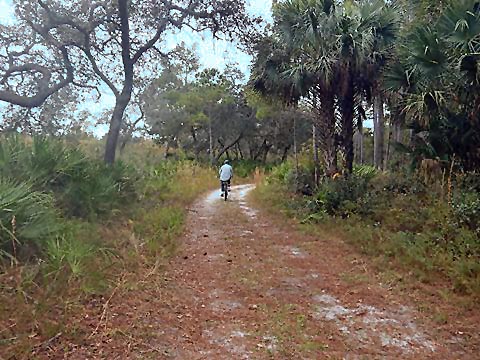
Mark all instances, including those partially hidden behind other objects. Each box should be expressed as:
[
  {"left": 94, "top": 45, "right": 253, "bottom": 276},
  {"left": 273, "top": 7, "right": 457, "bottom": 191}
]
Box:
[{"left": 134, "top": 161, "right": 217, "bottom": 258}]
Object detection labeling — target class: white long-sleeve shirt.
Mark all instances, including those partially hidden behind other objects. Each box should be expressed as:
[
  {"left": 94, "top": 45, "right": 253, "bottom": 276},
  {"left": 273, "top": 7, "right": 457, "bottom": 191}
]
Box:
[{"left": 219, "top": 164, "right": 233, "bottom": 181}]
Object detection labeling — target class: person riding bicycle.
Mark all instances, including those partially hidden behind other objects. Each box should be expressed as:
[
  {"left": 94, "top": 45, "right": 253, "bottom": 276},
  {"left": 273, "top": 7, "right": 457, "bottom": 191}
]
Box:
[{"left": 219, "top": 160, "right": 233, "bottom": 196}]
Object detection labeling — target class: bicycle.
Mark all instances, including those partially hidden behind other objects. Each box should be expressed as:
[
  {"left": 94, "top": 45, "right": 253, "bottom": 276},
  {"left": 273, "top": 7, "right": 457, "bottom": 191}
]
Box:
[{"left": 221, "top": 180, "right": 230, "bottom": 201}]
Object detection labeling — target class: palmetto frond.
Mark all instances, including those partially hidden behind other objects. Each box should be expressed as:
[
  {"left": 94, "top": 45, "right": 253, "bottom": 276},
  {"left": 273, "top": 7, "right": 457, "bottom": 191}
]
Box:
[
  {"left": 385, "top": 0, "right": 480, "bottom": 129},
  {"left": 0, "top": 178, "right": 60, "bottom": 252},
  {"left": 437, "top": 0, "right": 480, "bottom": 52},
  {"left": 407, "top": 27, "right": 448, "bottom": 77}
]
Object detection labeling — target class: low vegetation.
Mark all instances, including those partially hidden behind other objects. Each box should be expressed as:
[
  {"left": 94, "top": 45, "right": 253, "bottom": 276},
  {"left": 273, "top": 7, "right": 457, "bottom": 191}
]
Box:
[
  {"left": 0, "top": 135, "right": 217, "bottom": 355},
  {"left": 0, "top": 0, "right": 479, "bottom": 355},
  {"left": 255, "top": 161, "right": 480, "bottom": 298}
]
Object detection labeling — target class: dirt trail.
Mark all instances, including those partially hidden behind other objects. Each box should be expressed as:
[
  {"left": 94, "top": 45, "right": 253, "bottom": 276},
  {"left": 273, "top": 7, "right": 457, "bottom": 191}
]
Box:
[
  {"left": 141, "top": 184, "right": 469, "bottom": 359},
  {"left": 52, "top": 184, "right": 476, "bottom": 359}
]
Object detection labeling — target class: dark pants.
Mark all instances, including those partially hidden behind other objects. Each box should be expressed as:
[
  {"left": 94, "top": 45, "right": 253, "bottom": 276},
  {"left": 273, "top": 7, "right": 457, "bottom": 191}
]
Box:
[{"left": 221, "top": 179, "right": 231, "bottom": 192}]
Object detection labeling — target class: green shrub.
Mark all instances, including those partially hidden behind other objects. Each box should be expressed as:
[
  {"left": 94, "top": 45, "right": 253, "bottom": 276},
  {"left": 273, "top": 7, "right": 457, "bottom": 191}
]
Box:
[
  {"left": 353, "top": 164, "right": 378, "bottom": 181},
  {"left": 231, "top": 160, "right": 260, "bottom": 178},
  {"left": 0, "top": 178, "right": 60, "bottom": 259},
  {"left": 456, "top": 172, "right": 480, "bottom": 193},
  {"left": 61, "top": 160, "right": 137, "bottom": 219},
  {"left": 268, "top": 161, "right": 293, "bottom": 185},
  {"left": 315, "top": 174, "right": 370, "bottom": 216},
  {"left": 0, "top": 135, "right": 138, "bottom": 220},
  {"left": 451, "top": 191, "right": 480, "bottom": 234},
  {"left": 268, "top": 161, "right": 316, "bottom": 194},
  {"left": 373, "top": 171, "right": 426, "bottom": 195},
  {"left": 45, "top": 235, "right": 95, "bottom": 279},
  {"left": 451, "top": 258, "right": 480, "bottom": 294},
  {"left": 0, "top": 136, "right": 86, "bottom": 188}
]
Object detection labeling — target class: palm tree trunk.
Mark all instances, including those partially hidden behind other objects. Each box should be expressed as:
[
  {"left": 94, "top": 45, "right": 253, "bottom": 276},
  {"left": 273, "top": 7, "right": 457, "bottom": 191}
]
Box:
[
  {"left": 318, "top": 91, "right": 337, "bottom": 177},
  {"left": 385, "top": 121, "right": 393, "bottom": 170},
  {"left": 342, "top": 105, "right": 355, "bottom": 174},
  {"left": 313, "top": 123, "right": 320, "bottom": 186},
  {"left": 209, "top": 120, "right": 214, "bottom": 164},
  {"left": 373, "top": 95, "right": 385, "bottom": 170},
  {"left": 360, "top": 129, "right": 364, "bottom": 164},
  {"left": 293, "top": 116, "right": 299, "bottom": 187},
  {"left": 355, "top": 120, "right": 364, "bottom": 165},
  {"left": 393, "top": 120, "right": 402, "bottom": 143}
]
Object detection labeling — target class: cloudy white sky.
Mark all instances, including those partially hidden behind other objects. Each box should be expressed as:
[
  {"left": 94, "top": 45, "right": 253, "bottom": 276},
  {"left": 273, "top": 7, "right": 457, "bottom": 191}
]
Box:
[{"left": 0, "top": 0, "right": 15, "bottom": 25}]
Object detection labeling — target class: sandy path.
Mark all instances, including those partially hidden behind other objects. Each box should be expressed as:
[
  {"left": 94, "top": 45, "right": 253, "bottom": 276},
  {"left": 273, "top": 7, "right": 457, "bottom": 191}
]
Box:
[
  {"left": 144, "top": 184, "right": 468, "bottom": 359},
  {"left": 44, "top": 184, "right": 476, "bottom": 359}
]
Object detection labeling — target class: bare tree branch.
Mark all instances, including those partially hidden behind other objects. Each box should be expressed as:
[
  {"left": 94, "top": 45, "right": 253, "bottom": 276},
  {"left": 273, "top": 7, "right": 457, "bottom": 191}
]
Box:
[{"left": 0, "top": 46, "right": 73, "bottom": 108}]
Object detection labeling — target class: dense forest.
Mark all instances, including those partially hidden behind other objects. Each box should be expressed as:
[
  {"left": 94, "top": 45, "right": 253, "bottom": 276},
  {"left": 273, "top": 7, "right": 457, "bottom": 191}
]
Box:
[{"left": 1, "top": 0, "right": 479, "bottom": 357}]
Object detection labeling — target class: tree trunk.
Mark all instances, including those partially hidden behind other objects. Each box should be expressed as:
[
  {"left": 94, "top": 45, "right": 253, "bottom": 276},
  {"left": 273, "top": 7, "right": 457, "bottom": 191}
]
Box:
[
  {"left": 191, "top": 127, "right": 201, "bottom": 161},
  {"left": 293, "top": 116, "right": 299, "bottom": 187},
  {"left": 253, "top": 139, "right": 267, "bottom": 161},
  {"left": 353, "top": 132, "right": 358, "bottom": 163},
  {"left": 233, "top": 145, "right": 239, "bottom": 160},
  {"left": 343, "top": 116, "right": 354, "bottom": 174},
  {"left": 104, "top": 95, "right": 130, "bottom": 164},
  {"left": 237, "top": 142, "right": 244, "bottom": 160},
  {"left": 248, "top": 140, "right": 257, "bottom": 160},
  {"left": 324, "top": 137, "right": 337, "bottom": 177},
  {"left": 164, "top": 141, "right": 170, "bottom": 159},
  {"left": 385, "top": 121, "right": 393, "bottom": 170},
  {"left": 354, "top": 118, "right": 364, "bottom": 165},
  {"left": 392, "top": 120, "right": 403, "bottom": 165},
  {"left": 281, "top": 145, "right": 291, "bottom": 162},
  {"left": 340, "top": 76, "right": 355, "bottom": 174},
  {"left": 317, "top": 91, "right": 337, "bottom": 177},
  {"left": 104, "top": 0, "right": 134, "bottom": 165},
  {"left": 209, "top": 120, "right": 214, "bottom": 164},
  {"left": 214, "top": 133, "right": 243, "bottom": 163},
  {"left": 313, "top": 123, "right": 320, "bottom": 186},
  {"left": 373, "top": 95, "right": 385, "bottom": 170},
  {"left": 262, "top": 145, "right": 272, "bottom": 164},
  {"left": 359, "top": 129, "right": 364, "bottom": 164},
  {"left": 393, "top": 120, "right": 402, "bottom": 143}
]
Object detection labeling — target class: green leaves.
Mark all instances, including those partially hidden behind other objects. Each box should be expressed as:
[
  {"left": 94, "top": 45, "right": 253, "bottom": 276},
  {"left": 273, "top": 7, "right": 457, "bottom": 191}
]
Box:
[
  {"left": 0, "top": 178, "right": 60, "bottom": 252},
  {"left": 438, "top": 0, "right": 480, "bottom": 49},
  {"left": 384, "top": 0, "right": 480, "bottom": 169}
]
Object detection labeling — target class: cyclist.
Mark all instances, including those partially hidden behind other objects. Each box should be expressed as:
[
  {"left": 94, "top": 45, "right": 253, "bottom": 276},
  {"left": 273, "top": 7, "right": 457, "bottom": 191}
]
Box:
[{"left": 219, "top": 159, "right": 233, "bottom": 196}]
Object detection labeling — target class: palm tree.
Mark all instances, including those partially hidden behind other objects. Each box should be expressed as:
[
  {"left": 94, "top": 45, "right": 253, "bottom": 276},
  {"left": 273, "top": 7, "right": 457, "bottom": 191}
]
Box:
[
  {"left": 350, "top": 0, "right": 401, "bottom": 170},
  {"left": 284, "top": 0, "right": 398, "bottom": 173},
  {"left": 261, "top": 0, "right": 341, "bottom": 176},
  {"left": 384, "top": 0, "right": 480, "bottom": 170},
  {"left": 251, "top": 0, "right": 399, "bottom": 176}
]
